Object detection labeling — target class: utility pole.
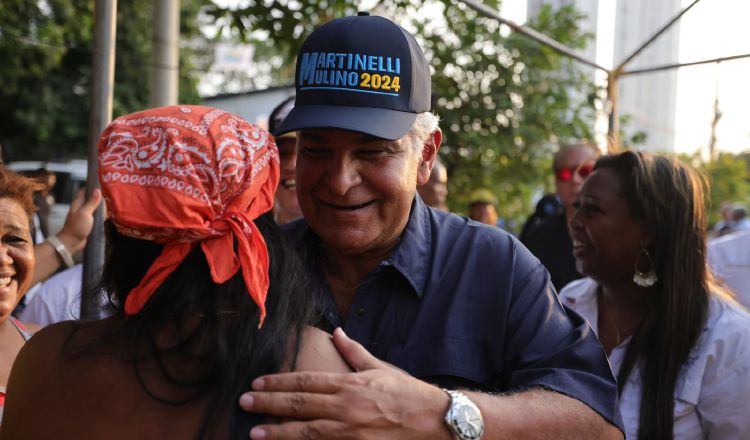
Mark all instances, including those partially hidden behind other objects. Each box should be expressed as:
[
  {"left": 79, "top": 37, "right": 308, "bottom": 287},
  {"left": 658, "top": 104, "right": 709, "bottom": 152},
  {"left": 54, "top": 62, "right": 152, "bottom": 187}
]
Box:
[
  {"left": 81, "top": 0, "right": 117, "bottom": 320},
  {"left": 150, "top": 0, "right": 180, "bottom": 106},
  {"left": 607, "top": 71, "right": 620, "bottom": 153},
  {"left": 708, "top": 64, "right": 722, "bottom": 162}
]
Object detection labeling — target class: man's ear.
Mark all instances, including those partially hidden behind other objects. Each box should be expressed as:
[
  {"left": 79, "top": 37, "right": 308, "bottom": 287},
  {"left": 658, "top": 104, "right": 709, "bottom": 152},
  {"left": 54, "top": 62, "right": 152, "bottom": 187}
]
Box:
[{"left": 417, "top": 129, "right": 442, "bottom": 186}]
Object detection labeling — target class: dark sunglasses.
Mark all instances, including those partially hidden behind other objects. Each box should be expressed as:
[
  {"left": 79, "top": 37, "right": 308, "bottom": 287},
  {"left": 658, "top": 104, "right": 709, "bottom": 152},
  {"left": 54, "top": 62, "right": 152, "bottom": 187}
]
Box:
[{"left": 555, "top": 163, "right": 594, "bottom": 182}]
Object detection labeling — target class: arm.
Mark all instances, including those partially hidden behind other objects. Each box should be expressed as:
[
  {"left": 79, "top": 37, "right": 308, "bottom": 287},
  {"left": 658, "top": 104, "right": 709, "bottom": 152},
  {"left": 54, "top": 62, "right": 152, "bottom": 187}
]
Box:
[
  {"left": 31, "top": 188, "right": 101, "bottom": 285},
  {"left": 697, "top": 311, "right": 750, "bottom": 439},
  {"left": 293, "top": 326, "right": 352, "bottom": 373},
  {"left": 467, "top": 389, "right": 621, "bottom": 440},
  {"left": 240, "top": 328, "right": 622, "bottom": 440}
]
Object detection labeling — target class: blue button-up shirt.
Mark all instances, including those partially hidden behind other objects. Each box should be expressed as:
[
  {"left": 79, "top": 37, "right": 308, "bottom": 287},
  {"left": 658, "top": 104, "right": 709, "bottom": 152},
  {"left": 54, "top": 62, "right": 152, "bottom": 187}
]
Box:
[{"left": 283, "top": 196, "right": 623, "bottom": 430}]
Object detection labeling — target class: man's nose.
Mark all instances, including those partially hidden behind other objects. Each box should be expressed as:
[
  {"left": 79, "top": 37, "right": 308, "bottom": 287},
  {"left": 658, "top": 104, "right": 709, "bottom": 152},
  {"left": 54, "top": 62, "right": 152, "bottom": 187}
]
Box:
[{"left": 325, "top": 154, "right": 361, "bottom": 196}]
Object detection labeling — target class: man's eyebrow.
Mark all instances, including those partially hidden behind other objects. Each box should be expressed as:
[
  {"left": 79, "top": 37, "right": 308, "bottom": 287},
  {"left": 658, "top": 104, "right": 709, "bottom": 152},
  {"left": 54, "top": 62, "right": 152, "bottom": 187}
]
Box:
[
  {"left": 299, "top": 132, "right": 324, "bottom": 142},
  {"left": 298, "top": 131, "right": 386, "bottom": 145},
  {"left": 358, "top": 135, "right": 387, "bottom": 145}
]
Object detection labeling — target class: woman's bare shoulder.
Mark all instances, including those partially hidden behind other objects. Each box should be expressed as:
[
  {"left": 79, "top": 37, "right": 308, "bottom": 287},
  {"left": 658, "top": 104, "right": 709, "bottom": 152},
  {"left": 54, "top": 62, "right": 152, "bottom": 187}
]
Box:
[
  {"left": 16, "top": 320, "right": 77, "bottom": 363},
  {"left": 295, "top": 326, "right": 352, "bottom": 373},
  {"left": 0, "top": 321, "right": 80, "bottom": 437},
  {"left": 6, "top": 318, "right": 115, "bottom": 395}
]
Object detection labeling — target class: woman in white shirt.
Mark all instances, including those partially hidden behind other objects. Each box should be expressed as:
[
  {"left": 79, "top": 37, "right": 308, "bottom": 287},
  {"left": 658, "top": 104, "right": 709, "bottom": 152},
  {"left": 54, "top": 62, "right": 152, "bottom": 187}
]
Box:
[{"left": 560, "top": 151, "right": 750, "bottom": 440}]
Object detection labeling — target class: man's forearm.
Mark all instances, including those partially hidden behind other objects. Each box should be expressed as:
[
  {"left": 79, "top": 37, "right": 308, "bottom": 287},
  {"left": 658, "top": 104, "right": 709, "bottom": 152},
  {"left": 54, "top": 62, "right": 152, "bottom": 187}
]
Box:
[{"left": 466, "top": 389, "right": 623, "bottom": 440}]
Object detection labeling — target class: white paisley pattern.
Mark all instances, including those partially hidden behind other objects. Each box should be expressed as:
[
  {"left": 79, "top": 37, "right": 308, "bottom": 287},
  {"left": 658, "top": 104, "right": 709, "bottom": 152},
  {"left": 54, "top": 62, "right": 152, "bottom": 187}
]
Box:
[{"left": 100, "top": 109, "right": 278, "bottom": 213}]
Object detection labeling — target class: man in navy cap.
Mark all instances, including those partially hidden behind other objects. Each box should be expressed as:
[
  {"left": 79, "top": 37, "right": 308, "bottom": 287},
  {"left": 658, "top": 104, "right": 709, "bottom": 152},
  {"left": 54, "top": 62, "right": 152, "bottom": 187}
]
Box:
[{"left": 240, "top": 13, "right": 623, "bottom": 440}]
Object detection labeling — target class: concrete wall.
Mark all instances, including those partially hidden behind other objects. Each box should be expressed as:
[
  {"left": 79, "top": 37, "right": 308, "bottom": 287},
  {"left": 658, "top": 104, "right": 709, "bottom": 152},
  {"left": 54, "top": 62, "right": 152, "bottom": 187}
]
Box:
[{"left": 202, "top": 86, "right": 295, "bottom": 130}]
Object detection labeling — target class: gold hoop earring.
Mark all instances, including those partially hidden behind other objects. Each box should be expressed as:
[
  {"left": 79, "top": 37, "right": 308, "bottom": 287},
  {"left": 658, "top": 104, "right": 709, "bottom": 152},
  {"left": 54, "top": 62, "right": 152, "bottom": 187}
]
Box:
[{"left": 633, "top": 249, "right": 657, "bottom": 287}]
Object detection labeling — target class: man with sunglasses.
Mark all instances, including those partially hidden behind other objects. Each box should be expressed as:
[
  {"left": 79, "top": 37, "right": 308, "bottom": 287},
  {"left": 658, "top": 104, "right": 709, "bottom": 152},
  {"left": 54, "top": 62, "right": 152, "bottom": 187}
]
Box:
[{"left": 523, "top": 143, "right": 599, "bottom": 291}]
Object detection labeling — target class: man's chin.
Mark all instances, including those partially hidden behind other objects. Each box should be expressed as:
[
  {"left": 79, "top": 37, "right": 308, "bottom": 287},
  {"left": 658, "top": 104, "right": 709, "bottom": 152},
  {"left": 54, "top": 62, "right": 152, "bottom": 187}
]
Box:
[{"left": 317, "top": 230, "right": 374, "bottom": 254}]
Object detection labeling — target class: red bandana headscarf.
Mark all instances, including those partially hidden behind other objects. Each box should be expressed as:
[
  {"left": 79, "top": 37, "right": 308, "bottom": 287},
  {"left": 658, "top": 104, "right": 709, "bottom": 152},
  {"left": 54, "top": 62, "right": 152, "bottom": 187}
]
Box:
[{"left": 98, "top": 105, "right": 279, "bottom": 326}]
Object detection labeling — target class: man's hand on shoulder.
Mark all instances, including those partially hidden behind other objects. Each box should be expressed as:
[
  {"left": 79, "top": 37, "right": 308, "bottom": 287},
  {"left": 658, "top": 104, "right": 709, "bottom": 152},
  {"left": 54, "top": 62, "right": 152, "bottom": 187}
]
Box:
[{"left": 239, "top": 328, "right": 453, "bottom": 440}]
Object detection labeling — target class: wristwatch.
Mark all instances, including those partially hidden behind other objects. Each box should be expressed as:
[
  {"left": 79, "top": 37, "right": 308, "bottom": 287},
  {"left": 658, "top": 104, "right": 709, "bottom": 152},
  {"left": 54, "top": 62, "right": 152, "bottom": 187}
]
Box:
[{"left": 443, "top": 389, "right": 484, "bottom": 440}]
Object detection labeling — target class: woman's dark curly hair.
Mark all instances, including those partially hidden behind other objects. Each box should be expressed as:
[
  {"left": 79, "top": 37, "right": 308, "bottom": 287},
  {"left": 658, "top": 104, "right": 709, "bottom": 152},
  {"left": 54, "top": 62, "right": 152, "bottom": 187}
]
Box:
[{"left": 75, "top": 212, "right": 315, "bottom": 438}]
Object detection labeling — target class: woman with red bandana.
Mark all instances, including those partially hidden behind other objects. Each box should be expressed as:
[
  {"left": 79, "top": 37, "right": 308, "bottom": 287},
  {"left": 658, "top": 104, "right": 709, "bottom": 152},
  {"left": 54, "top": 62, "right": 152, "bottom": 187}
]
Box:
[{"left": 0, "top": 106, "right": 348, "bottom": 438}]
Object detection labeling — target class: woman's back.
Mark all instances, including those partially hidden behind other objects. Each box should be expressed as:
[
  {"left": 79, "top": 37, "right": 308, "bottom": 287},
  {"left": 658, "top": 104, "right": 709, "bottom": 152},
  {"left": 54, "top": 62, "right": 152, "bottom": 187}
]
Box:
[
  {"left": 2, "top": 318, "right": 348, "bottom": 439},
  {"left": 4, "top": 319, "right": 214, "bottom": 439}
]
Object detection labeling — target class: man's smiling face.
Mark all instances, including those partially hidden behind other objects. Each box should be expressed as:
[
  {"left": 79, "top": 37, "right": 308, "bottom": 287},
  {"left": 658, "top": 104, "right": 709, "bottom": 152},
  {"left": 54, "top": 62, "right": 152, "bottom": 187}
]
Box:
[{"left": 296, "top": 128, "right": 425, "bottom": 256}]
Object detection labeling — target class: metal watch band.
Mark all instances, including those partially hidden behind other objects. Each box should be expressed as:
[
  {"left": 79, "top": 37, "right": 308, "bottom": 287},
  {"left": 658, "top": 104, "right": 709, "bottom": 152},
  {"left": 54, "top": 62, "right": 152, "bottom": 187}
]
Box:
[
  {"left": 443, "top": 389, "right": 484, "bottom": 440},
  {"left": 46, "top": 235, "right": 75, "bottom": 268}
]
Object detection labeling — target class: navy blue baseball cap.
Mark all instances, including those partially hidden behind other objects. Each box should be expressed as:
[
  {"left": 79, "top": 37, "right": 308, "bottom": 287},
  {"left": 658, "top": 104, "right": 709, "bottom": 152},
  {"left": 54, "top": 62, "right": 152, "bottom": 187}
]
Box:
[{"left": 276, "top": 13, "right": 431, "bottom": 141}]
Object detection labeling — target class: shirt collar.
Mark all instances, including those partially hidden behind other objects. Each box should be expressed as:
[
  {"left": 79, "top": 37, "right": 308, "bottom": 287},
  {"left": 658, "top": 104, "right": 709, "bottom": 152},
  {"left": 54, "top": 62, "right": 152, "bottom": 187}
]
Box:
[
  {"left": 288, "top": 194, "right": 434, "bottom": 299},
  {"left": 561, "top": 278, "right": 599, "bottom": 304},
  {"left": 383, "top": 194, "right": 432, "bottom": 298}
]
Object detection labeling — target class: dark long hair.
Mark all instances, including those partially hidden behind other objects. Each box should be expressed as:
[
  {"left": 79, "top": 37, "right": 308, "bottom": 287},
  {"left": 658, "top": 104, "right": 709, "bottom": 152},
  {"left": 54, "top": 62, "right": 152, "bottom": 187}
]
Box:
[
  {"left": 595, "top": 151, "right": 710, "bottom": 440},
  {"left": 80, "top": 213, "right": 315, "bottom": 438}
]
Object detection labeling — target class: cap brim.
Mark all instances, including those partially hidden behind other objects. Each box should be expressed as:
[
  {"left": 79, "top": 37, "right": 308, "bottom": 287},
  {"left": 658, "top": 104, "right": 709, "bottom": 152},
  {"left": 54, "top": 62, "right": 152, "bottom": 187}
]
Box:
[{"left": 276, "top": 105, "right": 417, "bottom": 141}]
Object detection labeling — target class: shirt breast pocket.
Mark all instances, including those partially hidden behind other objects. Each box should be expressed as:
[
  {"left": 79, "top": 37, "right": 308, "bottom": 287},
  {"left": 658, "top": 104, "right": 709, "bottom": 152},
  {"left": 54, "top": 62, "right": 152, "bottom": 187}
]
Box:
[
  {"left": 673, "top": 380, "right": 702, "bottom": 438},
  {"left": 673, "top": 397, "right": 702, "bottom": 439},
  {"left": 382, "top": 337, "right": 499, "bottom": 387}
]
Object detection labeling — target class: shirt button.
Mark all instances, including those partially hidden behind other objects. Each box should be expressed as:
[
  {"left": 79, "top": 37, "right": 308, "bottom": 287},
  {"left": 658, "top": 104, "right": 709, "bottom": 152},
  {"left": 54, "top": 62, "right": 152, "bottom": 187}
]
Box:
[{"left": 356, "top": 307, "right": 366, "bottom": 317}]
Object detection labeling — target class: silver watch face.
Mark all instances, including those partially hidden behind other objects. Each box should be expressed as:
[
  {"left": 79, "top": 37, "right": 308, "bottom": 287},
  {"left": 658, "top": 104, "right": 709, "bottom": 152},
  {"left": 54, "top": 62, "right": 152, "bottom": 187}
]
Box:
[{"left": 454, "top": 404, "right": 483, "bottom": 438}]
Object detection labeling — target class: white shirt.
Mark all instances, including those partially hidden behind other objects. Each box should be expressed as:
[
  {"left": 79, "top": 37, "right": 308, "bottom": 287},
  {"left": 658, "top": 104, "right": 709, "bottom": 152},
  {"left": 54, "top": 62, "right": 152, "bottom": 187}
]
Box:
[
  {"left": 708, "top": 230, "right": 750, "bottom": 309},
  {"left": 733, "top": 218, "right": 750, "bottom": 231},
  {"left": 20, "top": 265, "right": 83, "bottom": 327},
  {"left": 560, "top": 278, "right": 750, "bottom": 439}
]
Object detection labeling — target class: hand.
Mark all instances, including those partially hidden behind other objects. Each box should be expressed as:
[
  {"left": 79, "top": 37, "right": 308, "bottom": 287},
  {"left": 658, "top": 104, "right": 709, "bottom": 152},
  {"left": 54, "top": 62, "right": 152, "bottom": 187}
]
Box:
[
  {"left": 56, "top": 187, "right": 103, "bottom": 253},
  {"left": 239, "top": 328, "right": 452, "bottom": 440}
]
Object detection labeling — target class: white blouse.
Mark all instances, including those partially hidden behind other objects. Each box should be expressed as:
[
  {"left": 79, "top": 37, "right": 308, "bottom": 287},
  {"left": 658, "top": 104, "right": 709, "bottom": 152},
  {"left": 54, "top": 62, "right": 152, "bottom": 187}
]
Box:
[{"left": 559, "top": 278, "right": 750, "bottom": 439}]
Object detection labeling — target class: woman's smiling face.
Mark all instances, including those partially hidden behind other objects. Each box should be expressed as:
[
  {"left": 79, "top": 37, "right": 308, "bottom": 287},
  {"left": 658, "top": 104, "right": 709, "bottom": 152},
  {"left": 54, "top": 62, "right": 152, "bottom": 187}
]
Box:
[
  {"left": 569, "top": 168, "right": 648, "bottom": 286},
  {"left": 0, "top": 197, "right": 34, "bottom": 323}
]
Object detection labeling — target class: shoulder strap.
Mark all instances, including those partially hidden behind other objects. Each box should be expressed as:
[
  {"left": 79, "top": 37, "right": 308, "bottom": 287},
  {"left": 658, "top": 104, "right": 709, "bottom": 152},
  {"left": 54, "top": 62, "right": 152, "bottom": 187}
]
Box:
[{"left": 9, "top": 317, "right": 33, "bottom": 342}]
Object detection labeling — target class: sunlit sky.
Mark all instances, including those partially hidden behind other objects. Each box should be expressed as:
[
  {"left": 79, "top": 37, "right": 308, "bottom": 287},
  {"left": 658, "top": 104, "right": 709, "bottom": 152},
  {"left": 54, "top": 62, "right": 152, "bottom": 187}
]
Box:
[
  {"left": 212, "top": 0, "right": 750, "bottom": 154},
  {"left": 673, "top": 0, "right": 750, "bottom": 154},
  {"left": 494, "top": 0, "right": 750, "bottom": 154},
  {"left": 516, "top": 0, "right": 750, "bottom": 152}
]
